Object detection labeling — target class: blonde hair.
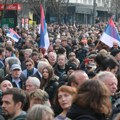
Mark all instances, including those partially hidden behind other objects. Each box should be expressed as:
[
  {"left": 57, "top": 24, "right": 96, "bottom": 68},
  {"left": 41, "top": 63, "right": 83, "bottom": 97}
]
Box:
[
  {"left": 26, "top": 105, "right": 54, "bottom": 120},
  {"left": 24, "top": 49, "right": 32, "bottom": 55}
]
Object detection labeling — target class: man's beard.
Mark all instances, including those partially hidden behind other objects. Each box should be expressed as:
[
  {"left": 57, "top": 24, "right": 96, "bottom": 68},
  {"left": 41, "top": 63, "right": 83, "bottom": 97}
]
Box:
[{"left": 2, "top": 110, "right": 15, "bottom": 119}]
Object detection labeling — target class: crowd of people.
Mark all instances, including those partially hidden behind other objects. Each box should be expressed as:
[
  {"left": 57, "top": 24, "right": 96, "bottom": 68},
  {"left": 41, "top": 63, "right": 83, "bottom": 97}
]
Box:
[{"left": 0, "top": 22, "right": 119, "bottom": 120}]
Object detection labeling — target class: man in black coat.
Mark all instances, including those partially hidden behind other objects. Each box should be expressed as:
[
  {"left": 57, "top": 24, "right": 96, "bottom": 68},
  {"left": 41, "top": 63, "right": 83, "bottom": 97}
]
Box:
[{"left": 3, "top": 64, "right": 27, "bottom": 90}]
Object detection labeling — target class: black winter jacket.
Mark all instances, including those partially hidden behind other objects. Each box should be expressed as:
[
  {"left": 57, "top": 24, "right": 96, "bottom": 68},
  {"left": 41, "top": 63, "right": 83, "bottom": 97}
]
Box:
[{"left": 66, "top": 103, "right": 107, "bottom": 120}]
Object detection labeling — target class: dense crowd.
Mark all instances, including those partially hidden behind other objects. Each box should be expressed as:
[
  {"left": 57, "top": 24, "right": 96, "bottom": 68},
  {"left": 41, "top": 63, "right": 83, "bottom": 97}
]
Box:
[{"left": 0, "top": 23, "right": 119, "bottom": 120}]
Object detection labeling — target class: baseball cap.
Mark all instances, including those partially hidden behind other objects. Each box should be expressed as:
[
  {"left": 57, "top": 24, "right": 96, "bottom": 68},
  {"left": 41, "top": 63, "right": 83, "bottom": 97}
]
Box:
[
  {"left": 67, "top": 63, "right": 77, "bottom": 71},
  {"left": 11, "top": 64, "right": 21, "bottom": 71},
  {"left": 87, "top": 63, "right": 96, "bottom": 69},
  {"left": 111, "top": 49, "right": 120, "bottom": 57}
]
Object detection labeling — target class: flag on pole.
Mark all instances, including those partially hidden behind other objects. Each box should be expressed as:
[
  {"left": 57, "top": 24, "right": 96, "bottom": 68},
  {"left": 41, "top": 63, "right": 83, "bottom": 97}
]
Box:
[
  {"left": 100, "top": 18, "right": 120, "bottom": 47},
  {"left": 6, "top": 29, "right": 20, "bottom": 42},
  {"left": 39, "top": 4, "right": 50, "bottom": 51}
]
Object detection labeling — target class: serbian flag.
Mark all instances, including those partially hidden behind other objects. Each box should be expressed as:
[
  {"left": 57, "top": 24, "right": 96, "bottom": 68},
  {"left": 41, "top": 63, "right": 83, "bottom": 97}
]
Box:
[
  {"left": 100, "top": 18, "right": 120, "bottom": 47},
  {"left": 6, "top": 29, "right": 20, "bottom": 42},
  {"left": 39, "top": 4, "right": 50, "bottom": 51}
]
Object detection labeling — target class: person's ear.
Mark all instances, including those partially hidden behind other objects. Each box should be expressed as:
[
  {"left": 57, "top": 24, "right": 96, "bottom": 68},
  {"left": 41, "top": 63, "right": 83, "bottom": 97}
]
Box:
[
  {"left": 15, "top": 101, "right": 22, "bottom": 109},
  {"left": 106, "top": 67, "right": 110, "bottom": 72}
]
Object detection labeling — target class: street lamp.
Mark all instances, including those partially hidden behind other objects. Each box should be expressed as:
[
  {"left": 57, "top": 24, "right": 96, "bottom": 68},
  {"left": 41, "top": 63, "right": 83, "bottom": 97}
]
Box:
[{"left": 93, "top": 0, "right": 96, "bottom": 25}]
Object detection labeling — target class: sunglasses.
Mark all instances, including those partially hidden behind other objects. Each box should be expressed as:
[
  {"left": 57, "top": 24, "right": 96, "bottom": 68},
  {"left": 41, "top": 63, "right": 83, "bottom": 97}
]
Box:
[{"left": 26, "top": 64, "right": 32, "bottom": 67}]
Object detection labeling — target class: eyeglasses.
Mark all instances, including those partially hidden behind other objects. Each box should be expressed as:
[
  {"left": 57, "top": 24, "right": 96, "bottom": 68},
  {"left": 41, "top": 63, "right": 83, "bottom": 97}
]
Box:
[{"left": 26, "top": 64, "right": 32, "bottom": 67}]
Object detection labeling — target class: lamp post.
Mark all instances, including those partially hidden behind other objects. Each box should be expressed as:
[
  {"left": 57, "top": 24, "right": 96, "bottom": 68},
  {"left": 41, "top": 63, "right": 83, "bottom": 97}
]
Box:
[
  {"left": 115, "top": 0, "right": 118, "bottom": 21},
  {"left": 93, "top": 0, "right": 96, "bottom": 25}
]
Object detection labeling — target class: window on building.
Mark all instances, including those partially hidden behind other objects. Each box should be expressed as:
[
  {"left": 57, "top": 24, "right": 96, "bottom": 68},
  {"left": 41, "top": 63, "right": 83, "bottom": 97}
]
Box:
[
  {"left": 88, "top": 0, "right": 93, "bottom": 5},
  {"left": 83, "top": 0, "right": 87, "bottom": 4},
  {"left": 98, "top": 0, "right": 101, "bottom": 4},
  {"left": 79, "top": 0, "right": 83, "bottom": 3}
]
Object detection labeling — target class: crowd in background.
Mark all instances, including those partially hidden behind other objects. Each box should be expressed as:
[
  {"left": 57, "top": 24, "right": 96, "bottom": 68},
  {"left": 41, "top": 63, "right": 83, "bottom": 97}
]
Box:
[{"left": 0, "top": 22, "right": 119, "bottom": 120}]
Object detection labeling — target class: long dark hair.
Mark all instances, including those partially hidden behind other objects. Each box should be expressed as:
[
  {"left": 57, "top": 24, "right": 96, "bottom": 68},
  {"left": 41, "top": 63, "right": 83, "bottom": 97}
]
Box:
[{"left": 75, "top": 80, "right": 111, "bottom": 115}]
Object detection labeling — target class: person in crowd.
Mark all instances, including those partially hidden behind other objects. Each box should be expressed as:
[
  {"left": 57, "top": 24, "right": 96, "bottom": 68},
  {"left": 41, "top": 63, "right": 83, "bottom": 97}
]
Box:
[
  {"left": 0, "top": 80, "right": 13, "bottom": 106},
  {"left": 94, "top": 52, "right": 108, "bottom": 74},
  {"left": 68, "top": 52, "right": 76, "bottom": 62},
  {"left": 0, "top": 80, "right": 13, "bottom": 92},
  {"left": 100, "top": 55, "right": 119, "bottom": 75},
  {"left": 26, "top": 104, "right": 54, "bottom": 120},
  {"left": 53, "top": 39, "right": 61, "bottom": 53},
  {"left": 111, "top": 49, "right": 120, "bottom": 62},
  {"left": 24, "top": 40, "right": 34, "bottom": 49},
  {"left": 48, "top": 52, "right": 57, "bottom": 68},
  {"left": 3, "top": 64, "right": 26, "bottom": 89},
  {"left": 76, "top": 41, "right": 88, "bottom": 63},
  {"left": 68, "top": 70, "right": 89, "bottom": 88},
  {"left": 41, "top": 65, "right": 59, "bottom": 103},
  {"left": 111, "top": 41, "right": 120, "bottom": 51},
  {"left": 57, "top": 47, "right": 66, "bottom": 56},
  {"left": 0, "top": 48, "right": 5, "bottom": 66},
  {"left": 0, "top": 48, "right": 5, "bottom": 79},
  {"left": 25, "top": 76, "right": 40, "bottom": 94},
  {"left": 61, "top": 36, "right": 72, "bottom": 58},
  {"left": 58, "top": 63, "right": 78, "bottom": 86},
  {"left": 31, "top": 52, "right": 39, "bottom": 68},
  {"left": 96, "top": 71, "right": 118, "bottom": 120},
  {"left": 66, "top": 63, "right": 78, "bottom": 76},
  {"left": 21, "top": 49, "right": 33, "bottom": 70},
  {"left": 5, "top": 57, "right": 21, "bottom": 75},
  {"left": 97, "top": 71, "right": 118, "bottom": 96},
  {"left": 33, "top": 60, "right": 50, "bottom": 81},
  {"left": 67, "top": 80, "right": 111, "bottom": 120},
  {"left": 2, "top": 88, "right": 27, "bottom": 120},
  {"left": 54, "top": 85, "right": 77, "bottom": 120},
  {"left": 5, "top": 46, "right": 15, "bottom": 58},
  {"left": 24, "top": 49, "right": 32, "bottom": 60},
  {"left": 29, "top": 89, "right": 51, "bottom": 108},
  {"left": 22, "top": 58, "right": 38, "bottom": 78},
  {"left": 67, "top": 52, "right": 80, "bottom": 67},
  {"left": 80, "top": 53, "right": 97, "bottom": 78},
  {"left": 54, "top": 54, "right": 67, "bottom": 77}
]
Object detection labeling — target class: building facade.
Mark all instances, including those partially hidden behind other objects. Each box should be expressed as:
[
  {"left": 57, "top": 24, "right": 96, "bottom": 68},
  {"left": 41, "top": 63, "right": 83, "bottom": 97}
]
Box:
[
  {"left": 0, "top": 0, "right": 112, "bottom": 28},
  {"left": 46, "top": 0, "right": 112, "bottom": 24}
]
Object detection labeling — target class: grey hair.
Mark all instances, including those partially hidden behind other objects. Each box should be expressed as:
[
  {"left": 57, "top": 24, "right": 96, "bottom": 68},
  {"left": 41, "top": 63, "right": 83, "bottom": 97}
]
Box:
[
  {"left": 48, "top": 52, "right": 57, "bottom": 59},
  {"left": 37, "top": 60, "right": 50, "bottom": 70},
  {"left": 5, "top": 57, "right": 21, "bottom": 68},
  {"left": 55, "top": 39, "right": 61, "bottom": 43},
  {"left": 97, "top": 71, "right": 116, "bottom": 82},
  {"left": 24, "top": 49, "right": 33, "bottom": 54},
  {"left": 26, "top": 77, "right": 40, "bottom": 88},
  {"left": 26, "top": 104, "right": 54, "bottom": 120}
]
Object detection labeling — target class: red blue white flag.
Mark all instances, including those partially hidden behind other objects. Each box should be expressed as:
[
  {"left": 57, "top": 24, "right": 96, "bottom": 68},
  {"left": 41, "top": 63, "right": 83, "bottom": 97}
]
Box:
[
  {"left": 100, "top": 18, "right": 120, "bottom": 47},
  {"left": 6, "top": 28, "right": 20, "bottom": 42},
  {"left": 39, "top": 4, "right": 50, "bottom": 50}
]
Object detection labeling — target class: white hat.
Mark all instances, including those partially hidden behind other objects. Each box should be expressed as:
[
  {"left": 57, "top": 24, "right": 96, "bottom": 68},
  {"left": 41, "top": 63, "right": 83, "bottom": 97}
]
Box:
[{"left": 11, "top": 64, "right": 21, "bottom": 71}]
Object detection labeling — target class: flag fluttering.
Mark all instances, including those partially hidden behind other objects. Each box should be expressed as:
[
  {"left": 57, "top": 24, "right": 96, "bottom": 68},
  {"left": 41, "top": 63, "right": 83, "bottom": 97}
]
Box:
[
  {"left": 6, "top": 29, "right": 20, "bottom": 42},
  {"left": 39, "top": 4, "right": 50, "bottom": 51},
  {"left": 100, "top": 18, "right": 120, "bottom": 47}
]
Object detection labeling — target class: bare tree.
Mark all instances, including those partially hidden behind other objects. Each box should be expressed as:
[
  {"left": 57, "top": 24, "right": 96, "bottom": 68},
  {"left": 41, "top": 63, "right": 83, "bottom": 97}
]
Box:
[
  {"left": 47, "top": 0, "right": 69, "bottom": 23},
  {"left": 110, "top": 0, "right": 120, "bottom": 21}
]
